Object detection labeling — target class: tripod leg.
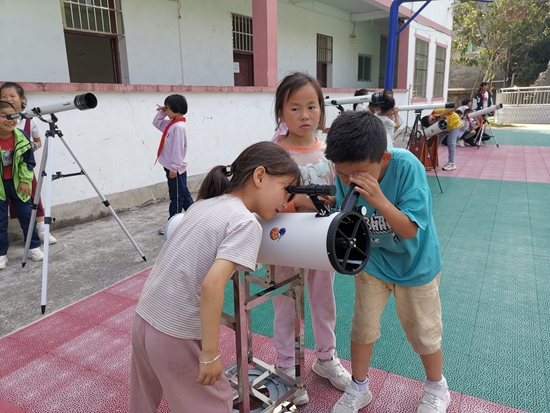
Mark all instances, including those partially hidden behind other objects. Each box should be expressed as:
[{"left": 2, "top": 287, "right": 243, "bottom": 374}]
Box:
[
  {"left": 487, "top": 122, "right": 499, "bottom": 148},
  {"left": 428, "top": 137, "right": 443, "bottom": 193},
  {"left": 23, "top": 135, "right": 49, "bottom": 266},
  {"left": 56, "top": 134, "right": 146, "bottom": 261},
  {"left": 41, "top": 132, "right": 55, "bottom": 314}
]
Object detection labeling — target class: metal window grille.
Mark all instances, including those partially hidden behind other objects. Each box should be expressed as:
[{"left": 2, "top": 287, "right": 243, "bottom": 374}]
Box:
[
  {"left": 232, "top": 14, "right": 253, "bottom": 53},
  {"left": 358, "top": 54, "right": 372, "bottom": 82},
  {"left": 317, "top": 34, "right": 333, "bottom": 63},
  {"left": 433, "top": 46, "right": 446, "bottom": 98},
  {"left": 62, "top": 0, "right": 124, "bottom": 35},
  {"left": 413, "top": 39, "right": 429, "bottom": 98}
]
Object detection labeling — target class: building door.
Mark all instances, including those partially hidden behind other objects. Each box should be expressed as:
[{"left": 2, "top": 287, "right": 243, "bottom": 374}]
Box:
[
  {"left": 233, "top": 52, "right": 254, "bottom": 87},
  {"left": 317, "top": 34, "right": 333, "bottom": 88}
]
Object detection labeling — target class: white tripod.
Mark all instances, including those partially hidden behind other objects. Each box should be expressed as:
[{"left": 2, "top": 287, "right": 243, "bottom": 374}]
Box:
[{"left": 22, "top": 113, "right": 146, "bottom": 314}]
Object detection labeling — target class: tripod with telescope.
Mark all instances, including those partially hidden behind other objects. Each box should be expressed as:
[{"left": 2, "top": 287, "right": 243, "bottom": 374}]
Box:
[
  {"left": 406, "top": 109, "right": 444, "bottom": 193},
  {"left": 8, "top": 93, "right": 146, "bottom": 314}
]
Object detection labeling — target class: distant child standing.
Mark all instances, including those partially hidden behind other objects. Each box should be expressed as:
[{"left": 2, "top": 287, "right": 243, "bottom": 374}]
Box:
[
  {"left": 325, "top": 111, "right": 447, "bottom": 413},
  {"left": 0, "top": 101, "right": 43, "bottom": 269},
  {"left": 0, "top": 82, "right": 57, "bottom": 244},
  {"left": 153, "top": 94, "right": 194, "bottom": 235},
  {"left": 130, "top": 142, "right": 301, "bottom": 413},
  {"left": 271, "top": 72, "right": 351, "bottom": 406}
]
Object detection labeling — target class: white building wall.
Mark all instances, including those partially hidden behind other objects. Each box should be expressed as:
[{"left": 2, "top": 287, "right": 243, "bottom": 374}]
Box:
[
  {"left": 0, "top": 0, "right": 70, "bottom": 82},
  {"left": 23, "top": 90, "right": 278, "bottom": 207},
  {"left": 277, "top": 2, "right": 384, "bottom": 88}
]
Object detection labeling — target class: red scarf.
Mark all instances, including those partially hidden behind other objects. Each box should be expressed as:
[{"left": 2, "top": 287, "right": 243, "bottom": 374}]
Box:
[{"left": 156, "top": 117, "right": 186, "bottom": 161}]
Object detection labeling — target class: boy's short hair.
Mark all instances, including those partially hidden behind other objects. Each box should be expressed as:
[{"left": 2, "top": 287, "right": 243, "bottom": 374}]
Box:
[
  {"left": 325, "top": 111, "right": 387, "bottom": 164},
  {"left": 461, "top": 99, "right": 471, "bottom": 105},
  {"left": 420, "top": 115, "right": 432, "bottom": 129}
]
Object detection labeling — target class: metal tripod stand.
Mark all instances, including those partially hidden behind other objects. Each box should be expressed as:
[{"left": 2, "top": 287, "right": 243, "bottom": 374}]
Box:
[
  {"left": 474, "top": 118, "right": 500, "bottom": 148},
  {"left": 22, "top": 113, "right": 146, "bottom": 314},
  {"left": 406, "top": 110, "right": 443, "bottom": 193}
]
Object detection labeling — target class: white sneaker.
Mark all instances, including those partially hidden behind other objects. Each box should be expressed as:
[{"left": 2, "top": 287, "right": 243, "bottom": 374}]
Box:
[
  {"left": 442, "top": 162, "right": 456, "bottom": 171},
  {"left": 279, "top": 366, "right": 309, "bottom": 405},
  {"left": 457, "top": 140, "right": 465, "bottom": 147},
  {"left": 417, "top": 381, "right": 451, "bottom": 413},
  {"left": 0, "top": 255, "right": 7, "bottom": 270},
  {"left": 332, "top": 380, "right": 372, "bottom": 413},
  {"left": 39, "top": 232, "right": 58, "bottom": 244},
  {"left": 312, "top": 357, "right": 352, "bottom": 391},
  {"left": 28, "top": 247, "right": 44, "bottom": 262}
]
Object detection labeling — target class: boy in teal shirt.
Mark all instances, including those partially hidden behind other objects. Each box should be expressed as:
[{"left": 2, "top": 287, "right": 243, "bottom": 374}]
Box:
[{"left": 325, "top": 111, "right": 448, "bottom": 413}]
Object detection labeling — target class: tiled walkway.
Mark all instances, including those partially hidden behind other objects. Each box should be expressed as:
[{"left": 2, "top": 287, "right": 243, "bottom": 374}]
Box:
[{"left": 0, "top": 126, "right": 548, "bottom": 412}]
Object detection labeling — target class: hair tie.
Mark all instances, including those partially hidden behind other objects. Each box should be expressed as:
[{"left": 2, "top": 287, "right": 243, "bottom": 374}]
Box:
[{"left": 225, "top": 165, "right": 233, "bottom": 178}]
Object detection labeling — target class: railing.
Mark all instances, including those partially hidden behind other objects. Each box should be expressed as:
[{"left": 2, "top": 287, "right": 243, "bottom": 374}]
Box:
[
  {"left": 498, "top": 86, "right": 550, "bottom": 105},
  {"left": 495, "top": 86, "right": 550, "bottom": 124}
]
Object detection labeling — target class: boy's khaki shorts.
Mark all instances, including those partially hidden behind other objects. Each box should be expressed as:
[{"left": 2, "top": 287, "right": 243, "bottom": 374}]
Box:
[{"left": 350, "top": 271, "right": 442, "bottom": 355}]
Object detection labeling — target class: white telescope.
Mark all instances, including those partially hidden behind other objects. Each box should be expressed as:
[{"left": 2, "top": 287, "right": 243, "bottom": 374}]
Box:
[
  {"left": 467, "top": 103, "right": 503, "bottom": 118},
  {"left": 165, "top": 185, "right": 371, "bottom": 275},
  {"left": 398, "top": 102, "right": 454, "bottom": 112},
  {"left": 325, "top": 92, "right": 385, "bottom": 107},
  {"left": 256, "top": 210, "right": 369, "bottom": 275},
  {"left": 423, "top": 119, "right": 448, "bottom": 138},
  {"left": 165, "top": 204, "right": 371, "bottom": 276},
  {"left": 7, "top": 93, "right": 98, "bottom": 120}
]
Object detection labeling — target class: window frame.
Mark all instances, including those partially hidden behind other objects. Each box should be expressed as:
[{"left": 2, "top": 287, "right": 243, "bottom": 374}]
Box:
[
  {"left": 413, "top": 38, "right": 429, "bottom": 99},
  {"left": 357, "top": 54, "right": 372, "bottom": 82},
  {"left": 433, "top": 45, "right": 446, "bottom": 98}
]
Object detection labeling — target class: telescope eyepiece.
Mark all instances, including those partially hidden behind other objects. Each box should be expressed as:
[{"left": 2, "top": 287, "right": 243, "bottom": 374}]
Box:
[{"left": 286, "top": 184, "right": 336, "bottom": 197}]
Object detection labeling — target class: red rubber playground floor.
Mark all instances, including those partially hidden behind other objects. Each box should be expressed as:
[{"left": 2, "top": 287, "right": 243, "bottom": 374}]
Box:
[{"left": 0, "top": 126, "right": 548, "bottom": 413}]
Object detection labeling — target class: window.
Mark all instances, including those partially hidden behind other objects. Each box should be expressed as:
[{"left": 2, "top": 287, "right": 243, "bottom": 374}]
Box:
[
  {"left": 232, "top": 14, "right": 253, "bottom": 53},
  {"left": 433, "top": 46, "right": 446, "bottom": 98},
  {"left": 358, "top": 54, "right": 372, "bottom": 82},
  {"left": 316, "top": 34, "right": 333, "bottom": 87},
  {"left": 232, "top": 14, "right": 254, "bottom": 86},
  {"left": 61, "top": 0, "right": 125, "bottom": 83},
  {"left": 413, "top": 39, "right": 429, "bottom": 98}
]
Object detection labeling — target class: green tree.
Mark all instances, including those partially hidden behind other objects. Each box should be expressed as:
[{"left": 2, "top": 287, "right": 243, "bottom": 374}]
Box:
[{"left": 452, "top": 0, "right": 550, "bottom": 87}]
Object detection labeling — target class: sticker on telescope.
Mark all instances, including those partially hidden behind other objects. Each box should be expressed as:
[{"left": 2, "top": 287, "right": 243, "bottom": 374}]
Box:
[{"left": 269, "top": 227, "right": 286, "bottom": 241}]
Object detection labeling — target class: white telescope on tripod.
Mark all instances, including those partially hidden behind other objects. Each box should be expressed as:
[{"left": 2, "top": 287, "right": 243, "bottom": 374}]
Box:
[
  {"left": 467, "top": 103, "right": 503, "bottom": 118},
  {"left": 165, "top": 185, "right": 371, "bottom": 275},
  {"left": 399, "top": 102, "right": 454, "bottom": 112},
  {"left": 7, "top": 93, "right": 98, "bottom": 120},
  {"left": 325, "top": 92, "right": 385, "bottom": 107}
]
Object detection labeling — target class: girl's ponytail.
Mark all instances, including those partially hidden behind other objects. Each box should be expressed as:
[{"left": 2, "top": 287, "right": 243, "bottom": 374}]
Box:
[{"left": 197, "top": 165, "right": 231, "bottom": 200}]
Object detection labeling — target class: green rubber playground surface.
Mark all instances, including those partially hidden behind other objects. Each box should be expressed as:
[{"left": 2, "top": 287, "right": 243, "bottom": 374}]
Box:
[
  {"left": 223, "top": 128, "right": 550, "bottom": 413},
  {"left": 480, "top": 127, "right": 550, "bottom": 146}
]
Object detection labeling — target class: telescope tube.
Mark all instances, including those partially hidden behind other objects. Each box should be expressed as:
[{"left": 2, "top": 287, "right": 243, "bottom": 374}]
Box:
[
  {"left": 398, "top": 102, "right": 455, "bottom": 112},
  {"left": 467, "top": 103, "right": 503, "bottom": 118},
  {"left": 10, "top": 93, "right": 98, "bottom": 119},
  {"left": 324, "top": 92, "right": 385, "bottom": 107}
]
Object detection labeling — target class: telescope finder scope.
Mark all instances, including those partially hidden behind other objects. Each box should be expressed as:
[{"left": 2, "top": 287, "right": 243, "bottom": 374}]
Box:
[{"left": 286, "top": 184, "right": 336, "bottom": 197}]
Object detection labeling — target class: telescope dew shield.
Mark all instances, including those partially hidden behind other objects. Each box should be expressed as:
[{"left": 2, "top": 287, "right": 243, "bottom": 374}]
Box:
[{"left": 256, "top": 211, "right": 370, "bottom": 275}]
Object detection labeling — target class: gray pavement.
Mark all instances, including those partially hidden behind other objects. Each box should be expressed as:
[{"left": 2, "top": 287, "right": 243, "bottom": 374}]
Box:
[{"left": 0, "top": 200, "right": 168, "bottom": 338}]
